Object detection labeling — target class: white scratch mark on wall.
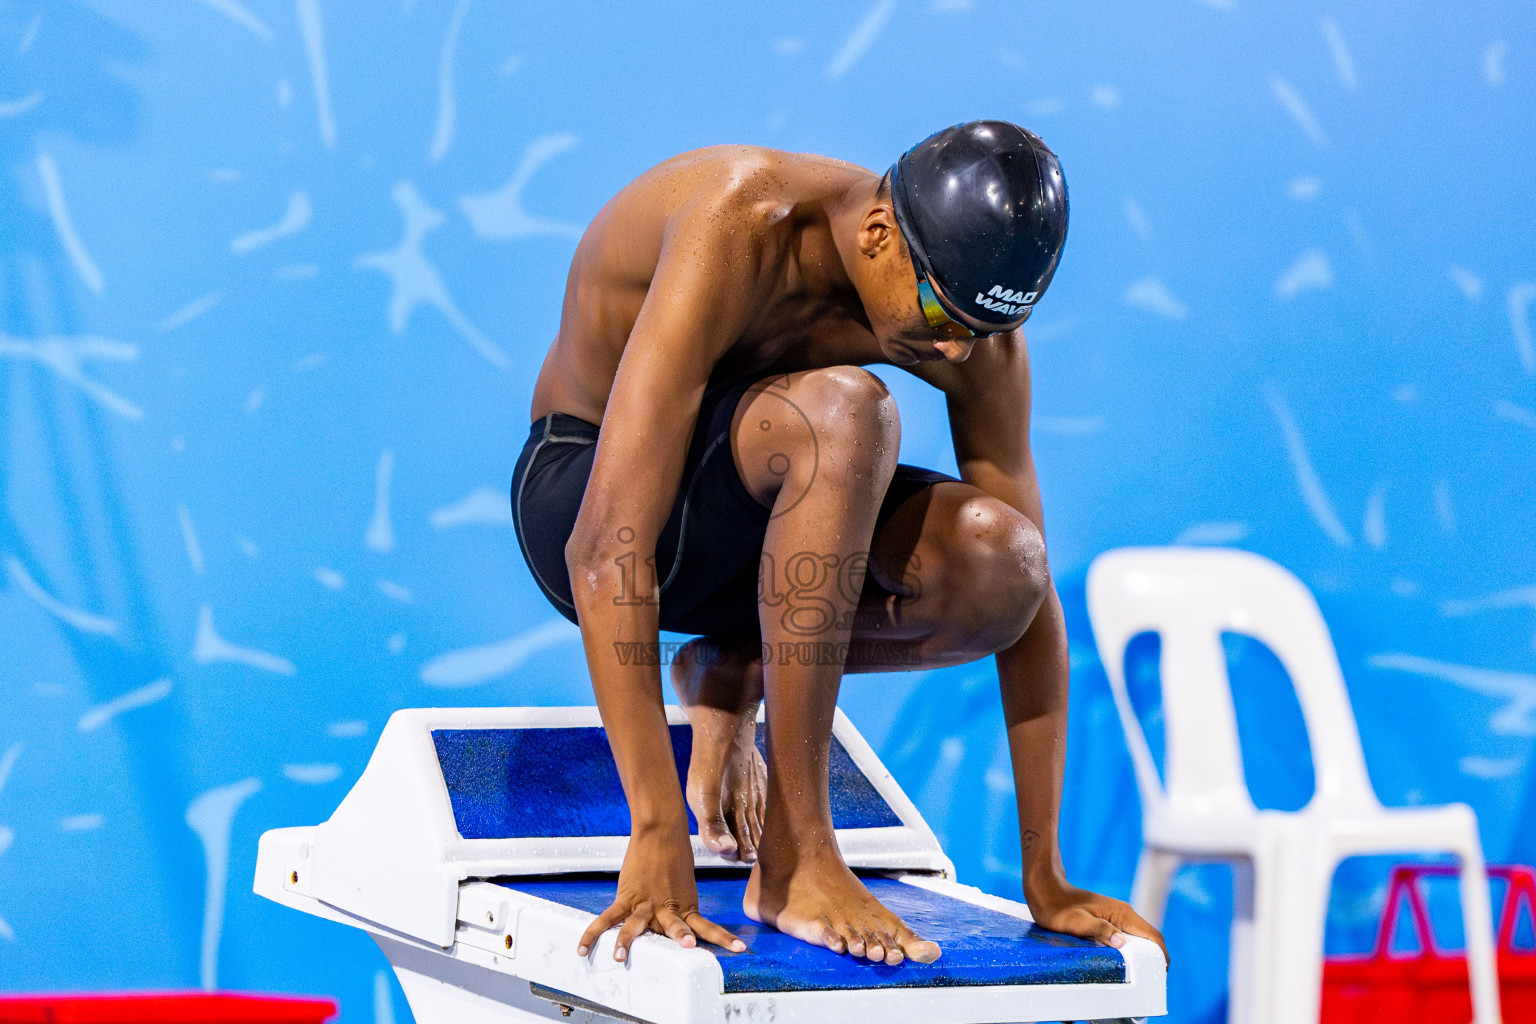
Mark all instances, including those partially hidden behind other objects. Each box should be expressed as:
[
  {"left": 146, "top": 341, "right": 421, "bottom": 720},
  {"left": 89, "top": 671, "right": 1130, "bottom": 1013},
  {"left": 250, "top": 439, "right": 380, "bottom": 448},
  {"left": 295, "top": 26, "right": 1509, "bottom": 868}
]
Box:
[
  {"left": 1091, "top": 85, "right": 1121, "bottom": 109},
  {"left": 1175, "top": 522, "right": 1250, "bottom": 545},
  {"left": 376, "top": 579, "right": 412, "bottom": 603},
  {"left": 1508, "top": 283, "right": 1536, "bottom": 373},
  {"left": 374, "top": 969, "right": 397, "bottom": 1024},
  {"left": 1124, "top": 276, "right": 1187, "bottom": 319},
  {"left": 1342, "top": 210, "right": 1374, "bottom": 263},
  {"left": 0, "top": 744, "right": 21, "bottom": 795},
  {"left": 283, "top": 763, "right": 341, "bottom": 784},
  {"left": 60, "top": 813, "right": 103, "bottom": 831},
  {"left": 1289, "top": 176, "right": 1321, "bottom": 200},
  {"left": 231, "top": 191, "right": 312, "bottom": 253},
  {"left": 1447, "top": 266, "right": 1483, "bottom": 300},
  {"left": 1363, "top": 482, "right": 1387, "bottom": 550},
  {"left": 1369, "top": 652, "right": 1536, "bottom": 735},
  {"left": 366, "top": 450, "right": 396, "bottom": 553},
  {"left": 0, "top": 92, "right": 42, "bottom": 118},
  {"left": 826, "top": 0, "right": 896, "bottom": 80},
  {"left": 1484, "top": 41, "right": 1507, "bottom": 87},
  {"left": 314, "top": 567, "right": 345, "bottom": 590},
  {"left": 1276, "top": 248, "right": 1333, "bottom": 299},
  {"left": 327, "top": 720, "right": 368, "bottom": 738},
  {"left": 1433, "top": 480, "right": 1457, "bottom": 539},
  {"left": 244, "top": 388, "right": 265, "bottom": 414},
  {"left": 236, "top": 535, "right": 260, "bottom": 559},
  {"left": 179, "top": 504, "right": 206, "bottom": 575},
  {"left": 16, "top": 14, "right": 40, "bottom": 55},
  {"left": 358, "top": 181, "right": 511, "bottom": 369},
  {"left": 1459, "top": 756, "right": 1523, "bottom": 780},
  {"left": 1266, "top": 388, "right": 1354, "bottom": 549},
  {"left": 0, "top": 333, "right": 142, "bottom": 420},
  {"left": 429, "top": 0, "right": 471, "bottom": 163},
  {"left": 1123, "top": 198, "right": 1149, "bottom": 239},
  {"left": 79, "top": 678, "right": 173, "bottom": 732},
  {"left": 1320, "top": 17, "right": 1356, "bottom": 90},
  {"left": 193, "top": 605, "right": 296, "bottom": 675},
  {"left": 459, "top": 135, "right": 584, "bottom": 240},
  {"left": 1495, "top": 400, "right": 1536, "bottom": 430},
  {"left": 431, "top": 486, "right": 510, "bottom": 528},
  {"left": 388, "top": 634, "right": 406, "bottom": 654},
  {"left": 1442, "top": 584, "right": 1536, "bottom": 648},
  {"left": 1269, "top": 75, "right": 1328, "bottom": 148},
  {"left": 159, "top": 292, "right": 224, "bottom": 333},
  {"left": 189, "top": 0, "right": 274, "bottom": 41},
  {"left": 37, "top": 153, "right": 104, "bottom": 294},
  {"left": 296, "top": 0, "right": 336, "bottom": 149},
  {"left": 5, "top": 556, "right": 119, "bottom": 635},
  {"left": 420, "top": 620, "right": 579, "bottom": 687},
  {"left": 0, "top": 825, "right": 12, "bottom": 939},
  {"left": 186, "top": 778, "right": 262, "bottom": 990},
  {"left": 1173, "top": 867, "right": 1215, "bottom": 907}
]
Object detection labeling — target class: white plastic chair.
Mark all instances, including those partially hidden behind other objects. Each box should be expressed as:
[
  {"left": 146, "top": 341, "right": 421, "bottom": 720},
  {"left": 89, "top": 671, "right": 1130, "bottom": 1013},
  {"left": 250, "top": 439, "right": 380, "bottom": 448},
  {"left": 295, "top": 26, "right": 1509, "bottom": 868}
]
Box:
[{"left": 1085, "top": 547, "right": 1501, "bottom": 1024}]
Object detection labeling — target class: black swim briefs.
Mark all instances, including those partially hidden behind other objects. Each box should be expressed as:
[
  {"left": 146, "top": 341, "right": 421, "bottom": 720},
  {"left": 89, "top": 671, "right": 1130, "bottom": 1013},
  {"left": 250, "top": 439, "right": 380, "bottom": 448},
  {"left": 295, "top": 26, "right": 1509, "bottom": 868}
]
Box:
[{"left": 511, "top": 373, "right": 956, "bottom": 639}]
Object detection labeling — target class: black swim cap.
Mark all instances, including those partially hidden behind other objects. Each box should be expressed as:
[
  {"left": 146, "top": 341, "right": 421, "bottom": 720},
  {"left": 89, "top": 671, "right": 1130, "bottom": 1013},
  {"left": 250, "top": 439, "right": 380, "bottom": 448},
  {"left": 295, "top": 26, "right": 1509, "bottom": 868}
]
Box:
[{"left": 889, "top": 120, "right": 1068, "bottom": 331}]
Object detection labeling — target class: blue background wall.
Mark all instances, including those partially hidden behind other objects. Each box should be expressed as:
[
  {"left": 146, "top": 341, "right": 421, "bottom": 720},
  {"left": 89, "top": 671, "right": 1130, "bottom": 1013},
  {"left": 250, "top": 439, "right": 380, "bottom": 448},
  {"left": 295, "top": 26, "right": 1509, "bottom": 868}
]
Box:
[{"left": 2, "top": 1, "right": 1533, "bottom": 1020}]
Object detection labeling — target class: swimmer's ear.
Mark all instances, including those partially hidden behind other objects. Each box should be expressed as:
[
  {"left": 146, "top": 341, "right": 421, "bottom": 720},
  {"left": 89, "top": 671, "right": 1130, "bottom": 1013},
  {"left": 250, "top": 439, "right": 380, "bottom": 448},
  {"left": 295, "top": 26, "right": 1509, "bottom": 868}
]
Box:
[{"left": 856, "top": 202, "right": 901, "bottom": 259}]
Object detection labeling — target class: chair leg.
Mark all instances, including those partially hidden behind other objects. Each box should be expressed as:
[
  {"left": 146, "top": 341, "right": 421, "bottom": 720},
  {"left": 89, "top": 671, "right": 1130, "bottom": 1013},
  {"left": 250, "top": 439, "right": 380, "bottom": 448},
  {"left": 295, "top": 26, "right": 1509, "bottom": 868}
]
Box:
[
  {"left": 1130, "top": 847, "right": 1182, "bottom": 928},
  {"left": 1233, "top": 842, "right": 1329, "bottom": 1024},
  {"left": 1228, "top": 857, "right": 1260, "bottom": 1024},
  {"left": 1456, "top": 847, "right": 1503, "bottom": 1024}
]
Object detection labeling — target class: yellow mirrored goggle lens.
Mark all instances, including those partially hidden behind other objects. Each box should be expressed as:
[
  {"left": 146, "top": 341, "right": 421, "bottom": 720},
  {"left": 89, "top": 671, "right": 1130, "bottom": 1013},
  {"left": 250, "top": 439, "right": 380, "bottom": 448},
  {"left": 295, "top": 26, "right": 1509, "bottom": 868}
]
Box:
[
  {"left": 917, "top": 278, "right": 980, "bottom": 338},
  {"left": 917, "top": 277, "right": 1030, "bottom": 339}
]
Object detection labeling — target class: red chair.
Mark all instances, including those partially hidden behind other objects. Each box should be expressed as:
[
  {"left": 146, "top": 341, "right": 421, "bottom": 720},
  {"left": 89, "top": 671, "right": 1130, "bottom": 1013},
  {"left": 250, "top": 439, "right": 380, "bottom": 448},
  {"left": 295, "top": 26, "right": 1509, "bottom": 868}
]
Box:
[
  {"left": 1322, "top": 864, "right": 1536, "bottom": 1022},
  {"left": 0, "top": 993, "right": 337, "bottom": 1024}
]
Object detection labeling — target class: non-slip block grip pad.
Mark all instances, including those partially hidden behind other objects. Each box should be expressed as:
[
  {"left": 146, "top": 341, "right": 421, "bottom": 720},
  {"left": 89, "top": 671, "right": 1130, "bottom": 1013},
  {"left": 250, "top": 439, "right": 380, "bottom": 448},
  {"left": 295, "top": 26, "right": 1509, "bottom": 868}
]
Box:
[
  {"left": 502, "top": 873, "right": 1125, "bottom": 992},
  {"left": 433, "top": 725, "right": 902, "bottom": 839}
]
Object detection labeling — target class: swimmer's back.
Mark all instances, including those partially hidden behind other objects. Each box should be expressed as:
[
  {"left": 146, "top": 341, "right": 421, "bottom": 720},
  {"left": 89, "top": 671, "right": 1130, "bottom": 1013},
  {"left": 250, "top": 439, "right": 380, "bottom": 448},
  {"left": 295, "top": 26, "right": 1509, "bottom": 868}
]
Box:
[{"left": 530, "top": 146, "right": 877, "bottom": 425}]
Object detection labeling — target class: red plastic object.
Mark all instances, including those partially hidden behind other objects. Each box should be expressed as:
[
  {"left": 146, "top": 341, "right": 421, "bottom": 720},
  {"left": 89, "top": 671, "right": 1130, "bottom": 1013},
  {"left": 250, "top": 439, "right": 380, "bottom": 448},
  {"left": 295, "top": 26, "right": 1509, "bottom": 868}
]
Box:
[
  {"left": 1321, "top": 863, "right": 1536, "bottom": 1023},
  {"left": 0, "top": 993, "right": 337, "bottom": 1024}
]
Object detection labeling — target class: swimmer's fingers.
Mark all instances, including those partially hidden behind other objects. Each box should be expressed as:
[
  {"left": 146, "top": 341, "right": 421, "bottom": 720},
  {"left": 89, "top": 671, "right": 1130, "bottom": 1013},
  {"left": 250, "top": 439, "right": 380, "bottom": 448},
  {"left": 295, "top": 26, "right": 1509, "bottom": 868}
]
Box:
[
  {"left": 654, "top": 905, "right": 698, "bottom": 949},
  {"left": 577, "top": 901, "right": 632, "bottom": 957},
  {"left": 1048, "top": 902, "right": 1169, "bottom": 966},
  {"left": 1097, "top": 900, "right": 1170, "bottom": 966},
  {"left": 613, "top": 902, "right": 654, "bottom": 962},
  {"left": 684, "top": 910, "right": 747, "bottom": 953}
]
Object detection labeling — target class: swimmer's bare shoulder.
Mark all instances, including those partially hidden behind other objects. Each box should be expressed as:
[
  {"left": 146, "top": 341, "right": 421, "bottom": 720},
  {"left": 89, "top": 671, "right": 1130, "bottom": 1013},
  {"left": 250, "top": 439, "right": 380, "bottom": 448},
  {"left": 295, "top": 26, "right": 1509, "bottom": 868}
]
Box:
[{"left": 530, "top": 145, "right": 873, "bottom": 424}]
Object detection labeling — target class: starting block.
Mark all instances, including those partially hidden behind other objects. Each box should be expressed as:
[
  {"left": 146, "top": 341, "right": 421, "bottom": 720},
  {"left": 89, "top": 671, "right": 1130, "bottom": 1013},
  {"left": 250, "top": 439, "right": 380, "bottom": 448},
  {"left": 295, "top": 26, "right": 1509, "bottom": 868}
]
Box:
[{"left": 255, "top": 707, "right": 1165, "bottom": 1023}]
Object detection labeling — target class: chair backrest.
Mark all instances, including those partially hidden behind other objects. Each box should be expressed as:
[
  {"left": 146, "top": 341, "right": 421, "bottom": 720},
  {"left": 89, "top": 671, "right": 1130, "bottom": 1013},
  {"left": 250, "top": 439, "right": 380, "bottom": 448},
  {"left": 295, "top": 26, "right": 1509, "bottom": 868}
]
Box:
[{"left": 1086, "top": 547, "right": 1379, "bottom": 819}]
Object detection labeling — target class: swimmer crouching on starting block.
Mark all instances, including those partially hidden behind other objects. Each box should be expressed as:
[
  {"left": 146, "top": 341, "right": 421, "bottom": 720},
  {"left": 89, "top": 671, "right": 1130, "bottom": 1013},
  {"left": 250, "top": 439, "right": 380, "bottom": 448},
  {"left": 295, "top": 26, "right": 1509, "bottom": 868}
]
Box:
[{"left": 511, "top": 121, "right": 1169, "bottom": 968}]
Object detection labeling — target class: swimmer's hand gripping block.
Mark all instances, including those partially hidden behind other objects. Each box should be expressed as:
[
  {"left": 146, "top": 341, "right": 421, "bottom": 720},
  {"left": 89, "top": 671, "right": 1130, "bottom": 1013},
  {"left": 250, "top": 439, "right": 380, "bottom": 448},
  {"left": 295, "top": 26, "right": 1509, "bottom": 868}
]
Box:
[{"left": 255, "top": 707, "right": 1166, "bottom": 1023}]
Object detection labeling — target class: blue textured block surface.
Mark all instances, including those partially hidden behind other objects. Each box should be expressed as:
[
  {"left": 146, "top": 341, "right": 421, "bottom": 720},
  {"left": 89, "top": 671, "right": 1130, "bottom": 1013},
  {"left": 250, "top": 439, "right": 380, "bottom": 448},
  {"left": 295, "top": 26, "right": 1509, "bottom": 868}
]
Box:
[
  {"left": 503, "top": 873, "right": 1125, "bottom": 992},
  {"left": 433, "top": 725, "right": 901, "bottom": 839}
]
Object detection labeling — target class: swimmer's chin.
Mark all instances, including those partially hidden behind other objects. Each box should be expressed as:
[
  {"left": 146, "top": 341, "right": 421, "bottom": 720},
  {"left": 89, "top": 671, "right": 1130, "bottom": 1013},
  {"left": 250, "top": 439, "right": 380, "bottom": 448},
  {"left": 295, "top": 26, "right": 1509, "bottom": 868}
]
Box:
[{"left": 879, "top": 339, "right": 936, "bottom": 365}]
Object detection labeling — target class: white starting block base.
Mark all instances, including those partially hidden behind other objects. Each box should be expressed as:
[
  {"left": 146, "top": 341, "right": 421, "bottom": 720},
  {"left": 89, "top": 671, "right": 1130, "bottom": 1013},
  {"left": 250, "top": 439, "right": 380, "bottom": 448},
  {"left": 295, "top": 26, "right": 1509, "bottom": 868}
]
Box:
[{"left": 255, "top": 707, "right": 1164, "bottom": 1023}]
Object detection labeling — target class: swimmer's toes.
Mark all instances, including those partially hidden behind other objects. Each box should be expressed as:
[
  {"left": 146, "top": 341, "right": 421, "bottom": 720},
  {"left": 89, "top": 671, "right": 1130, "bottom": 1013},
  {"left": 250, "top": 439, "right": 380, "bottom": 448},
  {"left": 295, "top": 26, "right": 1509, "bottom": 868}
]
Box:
[
  {"left": 905, "top": 938, "right": 942, "bottom": 964},
  {"left": 696, "top": 812, "right": 739, "bottom": 858}
]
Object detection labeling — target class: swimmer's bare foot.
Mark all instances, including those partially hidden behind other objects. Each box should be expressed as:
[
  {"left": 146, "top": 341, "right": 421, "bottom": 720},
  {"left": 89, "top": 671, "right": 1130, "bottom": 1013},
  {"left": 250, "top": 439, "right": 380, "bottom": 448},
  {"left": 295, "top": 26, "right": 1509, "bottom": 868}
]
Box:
[
  {"left": 744, "top": 850, "right": 942, "bottom": 966},
  {"left": 672, "top": 637, "right": 767, "bottom": 862}
]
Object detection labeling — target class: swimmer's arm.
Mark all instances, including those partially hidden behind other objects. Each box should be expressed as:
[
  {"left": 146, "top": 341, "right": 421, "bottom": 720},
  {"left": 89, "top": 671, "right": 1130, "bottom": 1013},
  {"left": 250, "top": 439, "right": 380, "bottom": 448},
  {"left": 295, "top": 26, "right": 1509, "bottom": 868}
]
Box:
[
  {"left": 916, "top": 335, "right": 1169, "bottom": 961},
  {"left": 564, "top": 200, "right": 770, "bottom": 958}
]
